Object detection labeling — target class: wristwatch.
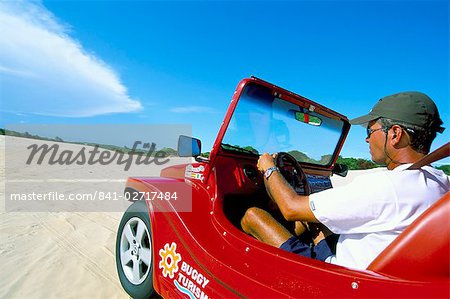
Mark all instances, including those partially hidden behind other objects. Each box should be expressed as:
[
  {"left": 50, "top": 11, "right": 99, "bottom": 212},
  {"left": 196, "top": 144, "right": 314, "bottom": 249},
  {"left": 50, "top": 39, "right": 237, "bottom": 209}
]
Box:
[{"left": 264, "top": 166, "right": 279, "bottom": 180}]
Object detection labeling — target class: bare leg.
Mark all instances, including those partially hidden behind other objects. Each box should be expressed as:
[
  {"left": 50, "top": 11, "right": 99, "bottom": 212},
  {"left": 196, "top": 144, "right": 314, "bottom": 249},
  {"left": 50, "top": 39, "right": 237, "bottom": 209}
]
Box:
[
  {"left": 294, "top": 221, "right": 307, "bottom": 236},
  {"left": 241, "top": 207, "right": 293, "bottom": 248}
]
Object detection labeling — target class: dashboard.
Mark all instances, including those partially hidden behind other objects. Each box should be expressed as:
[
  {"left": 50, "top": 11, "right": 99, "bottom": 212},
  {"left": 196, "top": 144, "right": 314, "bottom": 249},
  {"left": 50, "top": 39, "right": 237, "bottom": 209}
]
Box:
[
  {"left": 216, "top": 155, "right": 334, "bottom": 196},
  {"left": 241, "top": 163, "right": 332, "bottom": 194},
  {"left": 306, "top": 174, "right": 333, "bottom": 194}
]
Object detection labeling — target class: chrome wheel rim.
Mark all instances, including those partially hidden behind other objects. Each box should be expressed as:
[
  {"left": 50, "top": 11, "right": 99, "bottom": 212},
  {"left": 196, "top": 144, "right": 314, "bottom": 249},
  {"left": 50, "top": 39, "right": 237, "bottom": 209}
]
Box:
[{"left": 120, "top": 217, "right": 151, "bottom": 285}]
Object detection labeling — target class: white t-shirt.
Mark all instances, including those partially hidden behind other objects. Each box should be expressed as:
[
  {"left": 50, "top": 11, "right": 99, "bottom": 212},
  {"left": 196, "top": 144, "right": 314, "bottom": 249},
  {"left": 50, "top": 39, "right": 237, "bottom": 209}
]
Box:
[{"left": 309, "top": 164, "right": 449, "bottom": 270}]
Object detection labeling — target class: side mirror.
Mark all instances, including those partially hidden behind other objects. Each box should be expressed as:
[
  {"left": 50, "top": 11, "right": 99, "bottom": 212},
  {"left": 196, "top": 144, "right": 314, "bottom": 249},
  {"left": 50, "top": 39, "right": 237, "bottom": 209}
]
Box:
[
  {"left": 332, "top": 163, "right": 348, "bottom": 177},
  {"left": 178, "top": 135, "right": 201, "bottom": 157}
]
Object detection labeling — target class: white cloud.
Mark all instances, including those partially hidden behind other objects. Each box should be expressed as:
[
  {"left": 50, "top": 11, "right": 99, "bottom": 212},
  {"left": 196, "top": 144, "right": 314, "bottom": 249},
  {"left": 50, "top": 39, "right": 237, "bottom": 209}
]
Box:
[
  {"left": 0, "top": 1, "right": 142, "bottom": 117},
  {"left": 169, "top": 106, "right": 217, "bottom": 114},
  {"left": 0, "top": 65, "right": 37, "bottom": 78}
]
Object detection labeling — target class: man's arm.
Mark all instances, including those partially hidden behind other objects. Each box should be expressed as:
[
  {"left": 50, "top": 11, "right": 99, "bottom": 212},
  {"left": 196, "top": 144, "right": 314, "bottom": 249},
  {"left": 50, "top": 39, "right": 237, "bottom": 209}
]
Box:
[{"left": 258, "top": 153, "right": 319, "bottom": 222}]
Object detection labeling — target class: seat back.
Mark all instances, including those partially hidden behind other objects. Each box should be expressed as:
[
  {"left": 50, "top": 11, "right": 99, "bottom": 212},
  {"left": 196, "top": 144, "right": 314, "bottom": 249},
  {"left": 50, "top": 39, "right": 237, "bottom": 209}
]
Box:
[{"left": 368, "top": 192, "right": 450, "bottom": 280}]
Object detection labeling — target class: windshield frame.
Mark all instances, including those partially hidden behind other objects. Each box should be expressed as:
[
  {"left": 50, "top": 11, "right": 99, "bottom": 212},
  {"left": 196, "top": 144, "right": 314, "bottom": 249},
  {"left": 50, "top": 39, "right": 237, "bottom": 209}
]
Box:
[{"left": 209, "top": 77, "right": 350, "bottom": 170}]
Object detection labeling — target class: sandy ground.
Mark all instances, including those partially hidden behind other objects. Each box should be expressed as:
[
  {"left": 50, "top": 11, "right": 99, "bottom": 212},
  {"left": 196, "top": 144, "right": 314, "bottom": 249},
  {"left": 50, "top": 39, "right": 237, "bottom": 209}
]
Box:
[
  {"left": 0, "top": 135, "right": 380, "bottom": 298},
  {"left": 0, "top": 136, "right": 131, "bottom": 298},
  {"left": 0, "top": 136, "right": 192, "bottom": 299}
]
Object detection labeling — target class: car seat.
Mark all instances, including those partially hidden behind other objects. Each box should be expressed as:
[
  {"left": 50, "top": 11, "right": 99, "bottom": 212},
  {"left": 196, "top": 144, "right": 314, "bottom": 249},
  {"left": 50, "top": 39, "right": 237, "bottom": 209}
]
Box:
[{"left": 367, "top": 192, "right": 449, "bottom": 280}]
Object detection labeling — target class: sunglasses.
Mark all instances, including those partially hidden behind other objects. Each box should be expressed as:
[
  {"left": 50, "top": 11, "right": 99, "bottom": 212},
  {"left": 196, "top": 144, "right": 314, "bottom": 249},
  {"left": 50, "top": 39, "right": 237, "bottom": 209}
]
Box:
[{"left": 366, "top": 127, "right": 385, "bottom": 138}]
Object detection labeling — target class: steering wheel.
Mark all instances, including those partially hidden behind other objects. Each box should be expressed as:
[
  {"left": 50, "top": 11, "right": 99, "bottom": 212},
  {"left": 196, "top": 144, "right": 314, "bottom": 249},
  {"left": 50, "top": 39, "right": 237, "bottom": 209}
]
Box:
[{"left": 275, "top": 152, "right": 311, "bottom": 196}]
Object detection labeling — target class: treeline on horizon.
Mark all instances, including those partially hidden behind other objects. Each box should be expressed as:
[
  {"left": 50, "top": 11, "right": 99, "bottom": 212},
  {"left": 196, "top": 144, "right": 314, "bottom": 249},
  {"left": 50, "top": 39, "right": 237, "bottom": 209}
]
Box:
[
  {"left": 2, "top": 128, "right": 448, "bottom": 174},
  {"left": 0, "top": 128, "right": 178, "bottom": 157},
  {"left": 336, "top": 156, "right": 377, "bottom": 170},
  {"left": 335, "top": 157, "right": 449, "bottom": 175},
  {"left": 336, "top": 157, "right": 449, "bottom": 175}
]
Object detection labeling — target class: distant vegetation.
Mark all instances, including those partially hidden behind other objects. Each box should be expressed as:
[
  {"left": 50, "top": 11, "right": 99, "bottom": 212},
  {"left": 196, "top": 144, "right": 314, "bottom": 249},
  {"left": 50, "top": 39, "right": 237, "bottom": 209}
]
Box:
[
  {"left": 2, "top": 129, "right": 448, "bottom": 172},
  {"left": 200, "top": 152, "right": 210, "bottom": 158},
  {"left": 288, "top": 150, "right": 318, "bottom": 164},
  {"left": 336, "top": 156, "right": 378, "bottom": 170},
  {"left": 1, "top": 128, "right": 179, "bottom": 157},
  {"left": 213, "top": 142, "right": 450, "bottom": 171},
  {"left": 336, "top": 157, "right": 450, "bottom": 174},
  {"left": 436, "top": 165, "right": 450, "bottom": 175}
]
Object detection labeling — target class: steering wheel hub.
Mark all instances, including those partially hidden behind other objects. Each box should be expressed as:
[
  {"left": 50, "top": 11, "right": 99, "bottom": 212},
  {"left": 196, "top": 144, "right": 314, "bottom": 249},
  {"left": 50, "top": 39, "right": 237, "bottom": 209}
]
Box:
[{"left": 275, "top": 152, "right": 311, "bottom": 195}]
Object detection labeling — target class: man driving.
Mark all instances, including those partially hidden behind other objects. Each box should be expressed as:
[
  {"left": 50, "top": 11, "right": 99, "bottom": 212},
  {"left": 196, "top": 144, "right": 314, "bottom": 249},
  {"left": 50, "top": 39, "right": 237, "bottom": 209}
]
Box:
[{"left": 240, "top": 91, "right": 449, "bottom": 270}]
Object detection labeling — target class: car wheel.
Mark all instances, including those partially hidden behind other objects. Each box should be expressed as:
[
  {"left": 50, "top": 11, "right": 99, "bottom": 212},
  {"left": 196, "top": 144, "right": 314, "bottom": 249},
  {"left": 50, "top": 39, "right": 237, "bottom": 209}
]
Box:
[{"left": 116, "top": 200, "right": 154, "bottom": 299}]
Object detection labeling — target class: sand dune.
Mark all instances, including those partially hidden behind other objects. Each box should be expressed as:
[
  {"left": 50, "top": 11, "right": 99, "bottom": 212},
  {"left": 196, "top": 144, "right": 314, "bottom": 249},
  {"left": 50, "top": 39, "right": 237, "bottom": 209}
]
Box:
[
  {"left": 1, "top": 136, "right": 191, "bottom": 298},
  {"left": 0, "top": 136, "right": 131, "bottom": 298},
  {"left": 0, "top": 135, "right": 379, "bottom": 298}
]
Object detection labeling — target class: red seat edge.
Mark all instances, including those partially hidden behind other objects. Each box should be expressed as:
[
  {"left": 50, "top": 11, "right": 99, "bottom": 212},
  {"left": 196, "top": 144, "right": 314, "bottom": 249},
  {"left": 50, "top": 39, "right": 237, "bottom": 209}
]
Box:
[{"left": 368, "top": 192, "right": 450, "bottom": 280}]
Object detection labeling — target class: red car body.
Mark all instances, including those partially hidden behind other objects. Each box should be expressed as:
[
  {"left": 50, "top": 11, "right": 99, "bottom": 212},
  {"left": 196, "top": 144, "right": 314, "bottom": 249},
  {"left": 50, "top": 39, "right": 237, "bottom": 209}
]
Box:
[{"left": 121, "top": 77, "right": 449, "bottom": 298}]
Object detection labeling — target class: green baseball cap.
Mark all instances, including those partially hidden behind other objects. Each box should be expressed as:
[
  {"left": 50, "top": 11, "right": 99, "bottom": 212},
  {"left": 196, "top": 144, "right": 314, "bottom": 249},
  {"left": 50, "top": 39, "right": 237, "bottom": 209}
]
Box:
[{"left": 350, "top": 91, "right": 445, "bottom": 133}]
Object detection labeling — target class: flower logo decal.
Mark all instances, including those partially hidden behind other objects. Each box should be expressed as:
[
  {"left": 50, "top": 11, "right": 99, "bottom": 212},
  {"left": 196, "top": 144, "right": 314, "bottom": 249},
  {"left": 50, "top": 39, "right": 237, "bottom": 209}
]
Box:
[{"left": 158, "top": 242, "right": 181, "bottom": 279}]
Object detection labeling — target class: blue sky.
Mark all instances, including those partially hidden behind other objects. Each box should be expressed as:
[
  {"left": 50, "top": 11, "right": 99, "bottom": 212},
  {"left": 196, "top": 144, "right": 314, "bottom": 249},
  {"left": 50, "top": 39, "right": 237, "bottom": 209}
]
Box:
[{"left": 1, "top": 0, "right": 449, "bottom": 161}]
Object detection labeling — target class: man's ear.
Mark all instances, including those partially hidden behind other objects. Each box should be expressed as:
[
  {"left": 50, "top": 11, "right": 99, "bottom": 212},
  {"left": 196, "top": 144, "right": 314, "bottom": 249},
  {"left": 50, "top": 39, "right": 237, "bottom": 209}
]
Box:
[
  {"left": 391, "top": 126, "right": 400, "bottom": 139},
  {"left": 391, "top": 125, "right": 407, "bottom": 147}
]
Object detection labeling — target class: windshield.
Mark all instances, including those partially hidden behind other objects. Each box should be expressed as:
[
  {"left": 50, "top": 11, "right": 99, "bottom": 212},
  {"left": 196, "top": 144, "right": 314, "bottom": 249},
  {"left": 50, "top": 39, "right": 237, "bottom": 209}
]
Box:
[{"left": 221, "top": 83, "right": 346, "bottom": 166}]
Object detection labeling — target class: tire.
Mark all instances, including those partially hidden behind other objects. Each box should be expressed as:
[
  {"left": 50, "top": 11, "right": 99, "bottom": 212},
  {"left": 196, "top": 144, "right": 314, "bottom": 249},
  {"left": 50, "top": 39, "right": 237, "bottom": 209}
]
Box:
[{"left": 116, "top": 200, "right": 155, "bottom": 299}]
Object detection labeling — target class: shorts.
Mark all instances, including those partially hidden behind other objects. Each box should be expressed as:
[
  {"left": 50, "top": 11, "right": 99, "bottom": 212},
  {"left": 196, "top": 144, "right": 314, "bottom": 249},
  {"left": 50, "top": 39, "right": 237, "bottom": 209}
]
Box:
[{"left": 279, "top": 235, "right": 338, "bottom": 261}]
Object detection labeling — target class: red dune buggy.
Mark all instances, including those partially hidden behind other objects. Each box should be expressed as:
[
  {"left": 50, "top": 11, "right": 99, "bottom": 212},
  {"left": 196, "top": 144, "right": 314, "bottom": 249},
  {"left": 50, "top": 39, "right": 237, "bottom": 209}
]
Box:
[{"left": 115, "top": 77, "right": 449, "bottom": 298}]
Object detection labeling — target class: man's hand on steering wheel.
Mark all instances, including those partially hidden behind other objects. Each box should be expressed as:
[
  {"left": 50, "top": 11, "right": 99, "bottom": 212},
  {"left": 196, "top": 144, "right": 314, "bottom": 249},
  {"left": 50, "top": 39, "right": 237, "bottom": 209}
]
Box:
[
  {"left": 258, "top": 152, "right": 311, "bottom": 196},
  {"left": 257, "top": 152, "right": 314, "bottom": 238},
  {"left": 257, "top": 153, "right": 277, "bottom": 173}
]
